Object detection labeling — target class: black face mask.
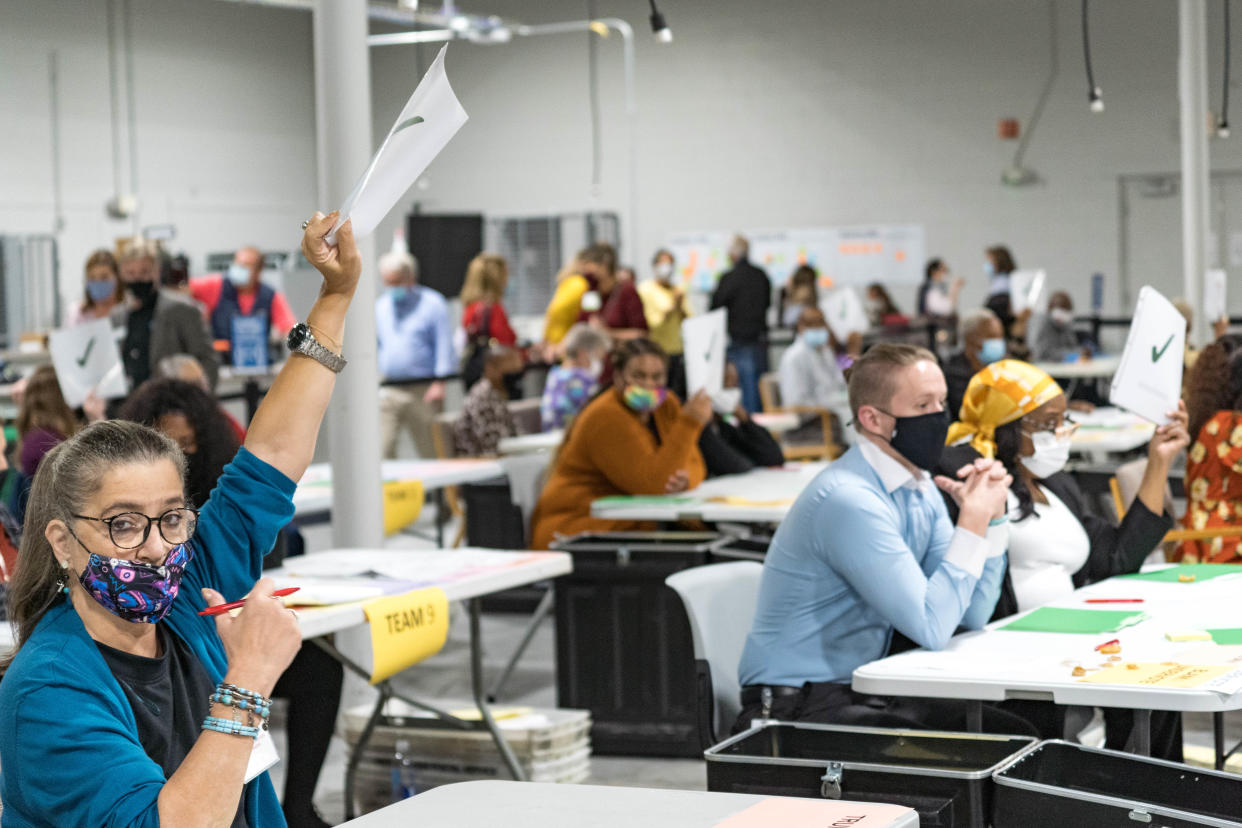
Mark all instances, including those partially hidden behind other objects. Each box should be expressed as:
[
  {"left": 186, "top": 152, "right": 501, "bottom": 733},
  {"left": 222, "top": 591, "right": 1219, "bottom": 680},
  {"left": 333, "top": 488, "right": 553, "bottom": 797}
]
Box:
[
  {"left": 127, "top": 280, "right": 156, "bottom": 305},
  {"left": 876, "top": 408, "right": 950, "bottom": 471}
]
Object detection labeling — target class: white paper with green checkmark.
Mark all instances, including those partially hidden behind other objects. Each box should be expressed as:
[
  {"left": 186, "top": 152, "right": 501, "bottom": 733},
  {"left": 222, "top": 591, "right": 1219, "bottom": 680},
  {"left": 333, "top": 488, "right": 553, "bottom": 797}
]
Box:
[
  {"left": 1109, "top": 285, "right": 1184, "bottom": 425},
  {"left": 48, "top": 318, "right": 128, "bottom": 408},
  {"left": 819, "top": 286, "right": 869, "bottom": 338},
  {"left": 326, "top": 44, "right": 468, "bottom": 245},
  {"left": 682, "top": 308, "right": 727, "bottom": 397}
]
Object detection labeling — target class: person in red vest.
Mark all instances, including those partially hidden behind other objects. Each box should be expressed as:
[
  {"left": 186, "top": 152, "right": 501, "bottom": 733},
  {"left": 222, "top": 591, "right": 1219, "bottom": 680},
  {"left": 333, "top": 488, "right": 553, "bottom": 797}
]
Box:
[{"left": 191, "top": 246, "right": 297, "bottom": 360}]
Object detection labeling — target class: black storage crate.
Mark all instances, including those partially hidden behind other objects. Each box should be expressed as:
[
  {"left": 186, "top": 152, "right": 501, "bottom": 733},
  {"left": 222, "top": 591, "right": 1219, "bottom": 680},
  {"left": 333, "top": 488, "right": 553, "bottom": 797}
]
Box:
[
  {"left": 550, "top": 531, "right": 729, "bottom": 757},
  {"left": 992, "top": 739, "right": 1242, "bottom": 827},
  {"left": 705, "top": 721, "right": 1035, "bottom": 828}
]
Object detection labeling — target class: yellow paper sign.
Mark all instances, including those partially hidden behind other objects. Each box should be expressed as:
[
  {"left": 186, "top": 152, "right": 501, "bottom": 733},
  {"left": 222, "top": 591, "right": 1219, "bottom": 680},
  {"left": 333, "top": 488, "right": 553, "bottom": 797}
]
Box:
[
  {"left": 1078, "top": 662, "right": 1233, "bottom": 689},
  {"left": 707, "top": 496, "right": 795, "bottom": 508},
  {"left": 362, "top": 587, "right": 449, "bottom": 684}
]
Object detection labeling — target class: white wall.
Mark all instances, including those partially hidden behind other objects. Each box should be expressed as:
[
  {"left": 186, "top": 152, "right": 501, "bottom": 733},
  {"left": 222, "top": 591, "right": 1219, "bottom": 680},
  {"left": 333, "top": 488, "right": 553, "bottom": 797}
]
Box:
[
  {"left": 4, "top": 0, "right": 1241, "bottom": 328},
  {"left": 0, "top": 0, "right": 316, "bottom": 317}
]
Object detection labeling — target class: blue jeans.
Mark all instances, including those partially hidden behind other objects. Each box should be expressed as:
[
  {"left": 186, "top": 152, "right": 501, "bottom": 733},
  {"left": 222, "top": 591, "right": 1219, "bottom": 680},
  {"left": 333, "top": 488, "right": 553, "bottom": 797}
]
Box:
[{"left": 727, "top": 342, "right": 767, "bottom": 414}]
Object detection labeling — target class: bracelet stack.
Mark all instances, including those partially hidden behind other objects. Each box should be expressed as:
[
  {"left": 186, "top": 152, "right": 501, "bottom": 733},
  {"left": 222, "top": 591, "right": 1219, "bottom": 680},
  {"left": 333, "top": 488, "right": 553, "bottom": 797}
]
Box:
[{"left": 203, "top": 682, "right": 272, "bottom": 739}]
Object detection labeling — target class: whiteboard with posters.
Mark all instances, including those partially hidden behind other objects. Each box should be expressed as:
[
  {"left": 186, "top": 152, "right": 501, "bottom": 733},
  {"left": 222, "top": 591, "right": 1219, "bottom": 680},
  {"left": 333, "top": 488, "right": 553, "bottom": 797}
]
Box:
[{"left": 665, "top": 225, "right": 925, "bottom": 294}]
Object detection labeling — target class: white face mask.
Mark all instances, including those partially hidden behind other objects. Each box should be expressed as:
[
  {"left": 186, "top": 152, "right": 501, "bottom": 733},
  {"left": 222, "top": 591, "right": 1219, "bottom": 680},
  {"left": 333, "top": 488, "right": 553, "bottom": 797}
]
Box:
[
  {"left": 226, "top": 263, "right": 252, "bottom": 286},
  {"left": 587, "top": 358, "right": 604, "bottom": 378},
  {"left": 709, "top": 387, "right": 742, "bottom": 415},
  {"left": 1050, "top": 308, "right": 1074, "bottom": 327},
  {"left": 653, "top": 261, "right": 674, "bottom": 281},
  {"left": 1019, "top": 430, "right": 1071, "bottom": 479},
  {"left": 581, "top": 291, "right": 603, "bottom": 313}
]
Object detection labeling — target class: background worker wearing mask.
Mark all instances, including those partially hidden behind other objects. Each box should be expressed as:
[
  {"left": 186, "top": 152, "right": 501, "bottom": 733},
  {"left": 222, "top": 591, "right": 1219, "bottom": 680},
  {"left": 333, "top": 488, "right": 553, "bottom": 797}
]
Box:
[
  {"left": 778, "top": 306, "right": 852, "bottom": 446},
  {"left": 375, "top": 250, "right": 455, "bottom": 459},
  {"left": 637, "top": 248, "right": 694, "bottom": 400},
  {"left": 942, "top": 308, "right": 1006, "bottom": 418},
  {"left": 1031, "top": 291, "right": 1091, "bottom": 363},
  {"left": 191, "top": 246, "right": 298, "bottom": 359},
  {"left": 939, "top": 361, "right": 1187, "bottom": 758},
  {"left": 118, "top": 240, "right": 219, "bottom": 390}
]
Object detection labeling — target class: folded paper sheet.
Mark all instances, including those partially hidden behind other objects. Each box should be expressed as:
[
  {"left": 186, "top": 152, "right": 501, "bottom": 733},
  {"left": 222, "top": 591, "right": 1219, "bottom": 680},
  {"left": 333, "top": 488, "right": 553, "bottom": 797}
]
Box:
[
  {"left": 1109, "top": 286, "right": 1185, "bottom": 425},
  {"left": 328, "top": 45, "right": 468, "bottom": 244}
]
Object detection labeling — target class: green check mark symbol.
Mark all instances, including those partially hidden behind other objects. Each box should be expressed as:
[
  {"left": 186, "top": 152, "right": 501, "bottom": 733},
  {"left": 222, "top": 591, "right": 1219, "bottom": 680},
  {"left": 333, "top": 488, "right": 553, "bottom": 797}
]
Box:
[
  {"left": 76, "top": 337, "right": 96, "bottom": 368},
  {"left": 395, "top": 115, "right": 425, "bottom": 133},
  {"left": 1151, "top": 334, "right": 1174, "bottom": 363}
]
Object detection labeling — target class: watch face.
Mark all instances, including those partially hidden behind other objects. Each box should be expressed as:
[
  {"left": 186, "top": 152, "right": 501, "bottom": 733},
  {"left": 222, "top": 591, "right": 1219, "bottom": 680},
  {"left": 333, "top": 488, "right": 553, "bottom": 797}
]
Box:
[{"left": 289, "top": 324, "right": 307, "bottom": 349}]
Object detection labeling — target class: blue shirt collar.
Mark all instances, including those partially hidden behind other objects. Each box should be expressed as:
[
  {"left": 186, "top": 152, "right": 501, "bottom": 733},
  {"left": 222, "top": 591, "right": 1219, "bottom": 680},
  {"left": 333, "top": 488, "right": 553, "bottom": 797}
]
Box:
[{"left": 856, "top": 432, "right": 931, "bottom": 493}]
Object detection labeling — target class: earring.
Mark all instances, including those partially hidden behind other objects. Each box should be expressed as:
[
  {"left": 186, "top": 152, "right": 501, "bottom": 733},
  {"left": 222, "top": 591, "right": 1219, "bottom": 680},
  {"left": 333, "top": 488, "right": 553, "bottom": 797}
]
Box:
[{"left": 56, "top": 558, "right": 70, "bottom": 594}]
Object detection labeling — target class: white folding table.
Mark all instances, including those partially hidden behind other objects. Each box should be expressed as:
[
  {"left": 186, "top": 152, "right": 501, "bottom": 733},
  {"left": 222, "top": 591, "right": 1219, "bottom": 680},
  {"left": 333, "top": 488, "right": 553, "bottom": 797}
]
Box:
[
  {"left": 293, "top": 458, "right": 507, "bottom": 545},
  {"left": 271, "top": 548, "right": 572, "bottom": 819},
  {"left": 589, "top": 462, "right": 828, "bottom": 524},
  {"left": 337, "top": 780, "right": 919, "bottom": 827},
  {"left": 853, "top": 569, "right": 1242, "bottom": 759},
  {"left": 497, "top": 430, "right": 563, "bottom": 456}
]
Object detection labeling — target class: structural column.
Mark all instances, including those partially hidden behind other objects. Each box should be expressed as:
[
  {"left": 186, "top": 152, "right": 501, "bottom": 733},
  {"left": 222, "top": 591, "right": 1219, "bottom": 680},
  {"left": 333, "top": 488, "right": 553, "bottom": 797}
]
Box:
[
  {"left": 1179, "top": 0, "right": 1211, "bottom": 345},
  {"left": 313, "top": 0, "right": 384, "bottom": 549}
]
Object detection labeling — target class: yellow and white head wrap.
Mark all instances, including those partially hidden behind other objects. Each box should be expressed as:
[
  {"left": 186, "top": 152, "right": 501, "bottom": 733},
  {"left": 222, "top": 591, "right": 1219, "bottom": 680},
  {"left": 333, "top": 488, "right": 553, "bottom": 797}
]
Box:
[{"left": 945, "top": 359, "right": 1063, "bottom": 458}]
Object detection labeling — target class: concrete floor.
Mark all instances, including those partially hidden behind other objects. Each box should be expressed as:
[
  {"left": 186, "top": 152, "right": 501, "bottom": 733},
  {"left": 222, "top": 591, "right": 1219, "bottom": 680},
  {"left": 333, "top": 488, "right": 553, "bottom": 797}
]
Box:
[{"left": 276, "top": 510, "right": 1242, "bottom": 825}]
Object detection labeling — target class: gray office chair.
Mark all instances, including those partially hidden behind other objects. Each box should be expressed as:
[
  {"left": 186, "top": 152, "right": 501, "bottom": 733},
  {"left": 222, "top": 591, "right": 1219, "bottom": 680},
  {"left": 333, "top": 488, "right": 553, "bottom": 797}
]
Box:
[{"left": 665, "top": 561, "right": 764, "bottom": 749}]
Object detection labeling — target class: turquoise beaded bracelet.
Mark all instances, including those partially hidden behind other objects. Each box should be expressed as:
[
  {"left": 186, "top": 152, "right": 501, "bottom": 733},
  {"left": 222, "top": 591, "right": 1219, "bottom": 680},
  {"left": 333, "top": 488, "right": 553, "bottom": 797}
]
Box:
[{"left": 203, "top": 715, "right": 259, "bottom": 739}]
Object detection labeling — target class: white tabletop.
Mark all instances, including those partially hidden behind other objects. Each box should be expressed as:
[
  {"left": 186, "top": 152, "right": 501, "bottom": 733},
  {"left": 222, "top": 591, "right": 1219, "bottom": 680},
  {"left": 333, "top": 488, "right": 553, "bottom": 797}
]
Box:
[
  {"left": 498, "top": 430, "right": 563, "bottom": 455},
  {"left": 338, "top": 780, "right": 918, "bottom": 827},
  {"left": 0, "top": 550, "right": 571, "bottom": 650},
  {"left": 293, "top": 459, "right": 507, "bottom": 517},
  {"left": 271, "top": 548, "right": 572, "bottom": 639},
  {"left": 590, "top": 462, "right": 828, "bottom": 523},
  {"left": 1032, "top": 355, "right": 1121, "bottom": 380},
  {"left": 853, "top": 569, "right": 1242, "bottom": 713},
  {"left": 1069, "top": 406, "right": 1154, "bottom": 457},
  {"left": 750, "top": 411, "right": 801, "bottom": 434}
]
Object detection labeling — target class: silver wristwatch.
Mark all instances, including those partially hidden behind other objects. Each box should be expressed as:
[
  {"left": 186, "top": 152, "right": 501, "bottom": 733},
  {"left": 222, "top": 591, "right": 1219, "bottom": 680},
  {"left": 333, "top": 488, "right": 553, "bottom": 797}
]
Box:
[{"left": 286, "top": 323, "right": 346, "bottom": 373}]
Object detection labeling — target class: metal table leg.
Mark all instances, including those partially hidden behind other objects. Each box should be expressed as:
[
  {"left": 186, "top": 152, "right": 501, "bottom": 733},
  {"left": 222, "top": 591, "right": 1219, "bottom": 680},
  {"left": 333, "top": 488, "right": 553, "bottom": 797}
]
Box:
[
  {"left": 343, "top": 683, "right": 390, "bottom": 821},
  {"left": 487, "top": 586, "right": 554, "bottom": 703},
  {"left": 966, "top": 700, "right": 983, "bottom": 732},
  {"left": 435, "top": 488, "right": 446, "bottom": 547},
  {"left": 1134, "top": 709, "right": 1152, "bottom": 756},
  {"left": 469, "top": 597, "right": 526, "bottom": 780},
  {"left": 1216, "top": 711, "right": 1226, "bottom": 770}
]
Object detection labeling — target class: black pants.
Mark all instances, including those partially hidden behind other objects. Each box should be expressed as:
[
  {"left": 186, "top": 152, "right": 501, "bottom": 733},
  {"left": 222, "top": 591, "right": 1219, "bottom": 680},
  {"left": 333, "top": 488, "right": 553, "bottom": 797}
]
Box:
[
  {"left": 271, "top": 642, "right": 344, "bottom": 827},
  {"left": 734, "top": 682, "right": 1040, "bottom": 737}
]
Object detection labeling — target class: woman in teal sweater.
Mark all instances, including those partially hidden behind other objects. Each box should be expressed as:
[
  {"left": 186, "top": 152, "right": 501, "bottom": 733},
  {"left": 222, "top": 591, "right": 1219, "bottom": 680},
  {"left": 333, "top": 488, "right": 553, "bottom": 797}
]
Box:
[{"left": 0, "top": 210, "right": 360, "bottom": 827}]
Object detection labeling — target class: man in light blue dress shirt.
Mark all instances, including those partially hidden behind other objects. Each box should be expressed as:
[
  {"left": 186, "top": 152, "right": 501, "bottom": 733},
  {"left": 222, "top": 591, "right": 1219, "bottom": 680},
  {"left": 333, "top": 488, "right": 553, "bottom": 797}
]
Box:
[
  {"left": 736, "top": 344, "right": 1034, "bottom": 734},
  {"left": 376, "top": 250, "right": 456, "bottom": 458}
]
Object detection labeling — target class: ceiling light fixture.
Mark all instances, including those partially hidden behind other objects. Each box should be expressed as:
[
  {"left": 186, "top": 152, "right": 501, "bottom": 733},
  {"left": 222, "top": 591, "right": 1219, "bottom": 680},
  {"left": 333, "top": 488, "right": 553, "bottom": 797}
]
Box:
[
  {"left": 1082, "top": 0, "right": 1104, "bottom": 113},
  {"left": 649, "top": 0, "right": 672, "bottom": 43}
]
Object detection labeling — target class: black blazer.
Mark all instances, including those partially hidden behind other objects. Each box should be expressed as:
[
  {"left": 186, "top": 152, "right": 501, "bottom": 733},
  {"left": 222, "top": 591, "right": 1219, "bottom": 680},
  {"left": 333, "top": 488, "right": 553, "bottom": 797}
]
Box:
[
  {"left": 937, "top": 444, "right": 1172, "bottom": 621},
  {"left": 698, "top": 415, "right": 785, "bottom": 477}
]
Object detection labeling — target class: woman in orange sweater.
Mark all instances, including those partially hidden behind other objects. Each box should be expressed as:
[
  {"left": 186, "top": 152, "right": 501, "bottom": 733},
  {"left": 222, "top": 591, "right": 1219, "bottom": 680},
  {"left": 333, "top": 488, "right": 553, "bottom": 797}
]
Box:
[{"left": 530, "top": 338, "right": 713, "bottom": 549}]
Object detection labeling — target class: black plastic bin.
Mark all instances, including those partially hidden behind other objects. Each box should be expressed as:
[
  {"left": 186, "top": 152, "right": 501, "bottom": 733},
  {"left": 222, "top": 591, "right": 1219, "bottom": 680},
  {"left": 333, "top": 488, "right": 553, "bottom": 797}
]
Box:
[
  {"left": 550, "top": 530, "right": 729, "bottom": 756},
  {"left": 992, "top": 739, "right": 1242, "bottom": 827},
  {"left": 705, "top": 720, "right": 1036, "bottom": 828}
]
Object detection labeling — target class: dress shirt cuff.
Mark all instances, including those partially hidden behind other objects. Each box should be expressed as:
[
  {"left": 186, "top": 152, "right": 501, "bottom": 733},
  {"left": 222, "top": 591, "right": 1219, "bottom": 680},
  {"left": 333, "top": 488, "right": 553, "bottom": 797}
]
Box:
[
  {"left": 942, "top": 526, "right": 989, "bottom": 579},
  {"left": 985, "top": 520, "right": 1009, "bottom": 559}
]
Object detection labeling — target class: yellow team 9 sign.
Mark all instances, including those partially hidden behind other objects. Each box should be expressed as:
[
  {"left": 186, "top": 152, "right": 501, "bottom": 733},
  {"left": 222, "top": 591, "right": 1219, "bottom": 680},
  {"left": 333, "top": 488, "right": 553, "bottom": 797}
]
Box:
[{"left": 362, "top": 587, "right": 450, "bottom": 684}]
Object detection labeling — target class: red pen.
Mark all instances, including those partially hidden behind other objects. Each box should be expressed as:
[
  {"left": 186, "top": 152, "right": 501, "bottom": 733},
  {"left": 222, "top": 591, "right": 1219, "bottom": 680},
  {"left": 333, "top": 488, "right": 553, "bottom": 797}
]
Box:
[
  {"left": 198, "top": 587, "right": 300, "bottom": 616},
  {"left": 1085, "top": 599, "right": 1144, "bottom": 604}
]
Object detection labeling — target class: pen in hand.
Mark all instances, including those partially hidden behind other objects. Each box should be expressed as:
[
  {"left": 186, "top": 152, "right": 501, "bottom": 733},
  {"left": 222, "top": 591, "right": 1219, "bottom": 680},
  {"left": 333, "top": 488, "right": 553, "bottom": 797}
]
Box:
[{"left": 198, "top": 587, "right": 300, "bottom": 616}]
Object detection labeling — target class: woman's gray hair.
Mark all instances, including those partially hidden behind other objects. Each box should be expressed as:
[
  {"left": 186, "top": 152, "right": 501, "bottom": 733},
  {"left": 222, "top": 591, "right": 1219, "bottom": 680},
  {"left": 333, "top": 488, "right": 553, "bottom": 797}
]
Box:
[
  {"left": 3, "top": 421, "right": 186, "bottom": 665},
  {"left": 562, "top": 324, "right": 609, "bottom": 359}
]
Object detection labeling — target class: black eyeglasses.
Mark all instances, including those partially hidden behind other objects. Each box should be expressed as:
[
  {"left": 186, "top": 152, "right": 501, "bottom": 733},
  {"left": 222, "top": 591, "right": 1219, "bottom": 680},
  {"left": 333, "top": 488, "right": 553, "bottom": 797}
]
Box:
[{"left": 72, "top": 508, "right": 199, "bottom": 550}]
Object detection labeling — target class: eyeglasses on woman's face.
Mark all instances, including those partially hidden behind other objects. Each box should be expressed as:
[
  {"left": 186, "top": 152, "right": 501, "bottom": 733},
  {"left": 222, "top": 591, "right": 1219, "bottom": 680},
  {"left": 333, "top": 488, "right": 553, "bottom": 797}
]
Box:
[{"left": 72, "top": 507, "right": 199, "bottom": 550}]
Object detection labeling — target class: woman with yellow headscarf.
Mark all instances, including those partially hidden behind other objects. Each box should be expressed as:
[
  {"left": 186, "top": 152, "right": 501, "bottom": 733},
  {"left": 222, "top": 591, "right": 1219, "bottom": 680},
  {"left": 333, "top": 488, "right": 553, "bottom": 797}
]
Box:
[{"left": 937, "top": 360, "right": 1188, "bottom": 759}]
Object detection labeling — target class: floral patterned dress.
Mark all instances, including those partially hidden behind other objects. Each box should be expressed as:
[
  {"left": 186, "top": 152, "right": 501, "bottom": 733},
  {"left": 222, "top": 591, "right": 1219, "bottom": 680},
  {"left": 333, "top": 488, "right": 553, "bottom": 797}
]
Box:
[{"left": 1180, "top": 410, "right": 1242, "bottom": 563}]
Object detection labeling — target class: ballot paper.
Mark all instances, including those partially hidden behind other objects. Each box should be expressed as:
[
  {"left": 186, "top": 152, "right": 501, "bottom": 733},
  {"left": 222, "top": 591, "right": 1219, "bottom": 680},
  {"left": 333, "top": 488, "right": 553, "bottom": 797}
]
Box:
[
  {"left": 682, "top": 308, "right": 727, "bottom": 396},
  {"left": 47, "top": 318, "right": 128, "bottom": 408},
  {"left": 1009, "top": 269, "right": 1047, "bottom": 314},
  {"left": 1205, "top": 268, "right": 1228, "bottom": 325},
  {"left": 1109, "top": 286, "right": 1184, "bottom": 425},
  {"left": 327, "top": 45, "right": 468, "bottom": 244},
  {"left": 820, "top": 287, "right": 870, "bottom": 338}
]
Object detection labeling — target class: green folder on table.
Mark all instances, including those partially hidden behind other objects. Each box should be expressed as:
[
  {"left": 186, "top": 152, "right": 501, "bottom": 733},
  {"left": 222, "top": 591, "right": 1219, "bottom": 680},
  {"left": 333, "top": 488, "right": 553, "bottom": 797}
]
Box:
[
  {"left": 593, "top": 495, "right": 697, "bottom": 508},
  {"left": 1207, "top": 629, "right": 1242, "bottom": 645},
  {"left": 999, "top": 606, "right": 1148, "bottom": 634},
  {"left": 1120, "top": 564, "right": 1242, "bottom": 583}
]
